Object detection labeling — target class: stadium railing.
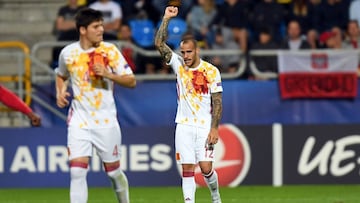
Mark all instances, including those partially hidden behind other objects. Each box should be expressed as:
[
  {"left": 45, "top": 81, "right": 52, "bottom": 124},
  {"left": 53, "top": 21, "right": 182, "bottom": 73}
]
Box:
[
  {"left": 30, "top": 41, "right": 247, "bottom": 82},
  {"left": 0, "top": 41, "right": 34, "bottom": 126},
  {"left": 31, "top": 41, "right": 360, "bottom": 83},
  {"left": 0, "top": 41, "right": 31, "bottom": 105},
  {"left": 4, "top": 40, "right": 357, "bottom": 125}
]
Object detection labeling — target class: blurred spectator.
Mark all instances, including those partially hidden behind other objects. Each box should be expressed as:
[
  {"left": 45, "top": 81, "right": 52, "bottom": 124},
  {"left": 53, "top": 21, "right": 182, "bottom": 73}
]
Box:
[
  {"left": 250, "top": 0, "right": 286, "bottom": 44},
  {"left": 342, "top": 19, "right": 360, "bottom": 72},
  {"left": 286, "top": 0, "right": 320, "bottom": 48},
  {"left": 151, "top": 0, "right": 194, "bottom": 20},
  {"left": 215, "top": 0, "right": 224, "bottom": 4},
  {"left": 313, "top": 0, "right": 349, "bottom": 34},
  {"left": 86, "top": 0, "right": 121, "bottom": 6},
  {"left": 342, "top": 20, "right": 360, "bottom": 49},
  {"left": 331, "top": 26, "right": 345, "bottom": 48},
  {"left": 89, "top": 0, "right": 122, "bottom": 40},
  {"left": 121, "top": 0, "right": 160, "bottom": 24},
  {"left": 286, "top": 0, "right": 312, "bottom": 34},
  {"left": 209, "top": 0, "right": 252, "bottom": 52},
  {"left": 251, "top": 27, "right": 279, "bottom": 77},
  {"left": 303, "top": 0, "right": 322, "bottom": 48},
  {"left": 277, "top": 0, "right": 292, "bottom": 3},
  {"left": 54, "top": 0, "right": 85, "bottom": 41},
  {"left": 135, "top": 54, "right": 164, "bottom": 74},
  {"left": 51, "top": 0, "right": 86, "bottom": 68},
  {"left": 280, "top": 20, "right": 311, "bottom": 50},
  {"left": 187, "top": 0, "right": 217, "bottom": 48},
  {"left": 319, "top": 29, "right": 343, "bottom": 49},
  {"left": 77, "top": 0, "right": 86, "bottom": 6},
  {"left": 349, "top": 0, "right": 360, "bottom": 27},
  {"left": 210, "top": 27, "right": 241, "bottom": 73},
  {"left": 118, "top": 24, "right": 137, "bottom": 72},
  {"left": 277, "top": 0, "right": 292, "bottom": 16}
]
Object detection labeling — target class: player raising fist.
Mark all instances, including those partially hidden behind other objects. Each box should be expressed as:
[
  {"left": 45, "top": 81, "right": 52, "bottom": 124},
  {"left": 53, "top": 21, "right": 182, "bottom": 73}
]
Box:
[{"left": 155, "top": 5, "right": 223, "bottom": 203}]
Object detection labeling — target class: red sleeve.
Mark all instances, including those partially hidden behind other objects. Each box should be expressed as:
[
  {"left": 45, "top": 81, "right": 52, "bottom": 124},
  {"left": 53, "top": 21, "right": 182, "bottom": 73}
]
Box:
[{"left": 0, "top": 85, "right": 32, "bottom": 115}]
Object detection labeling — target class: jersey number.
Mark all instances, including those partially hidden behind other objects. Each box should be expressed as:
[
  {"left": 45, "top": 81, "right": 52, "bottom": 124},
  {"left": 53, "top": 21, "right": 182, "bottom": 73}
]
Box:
[
  {"left": 112, "top": 145, "right": 119, "bottom": 157},
  {"left": 205, "top": 149, "right": 214, "bottom": 158}
]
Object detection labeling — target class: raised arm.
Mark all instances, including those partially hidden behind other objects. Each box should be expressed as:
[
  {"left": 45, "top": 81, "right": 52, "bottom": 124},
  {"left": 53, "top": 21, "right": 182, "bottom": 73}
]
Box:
[{"left": 155, "top": 6, "right": 178, "bottom": 63}]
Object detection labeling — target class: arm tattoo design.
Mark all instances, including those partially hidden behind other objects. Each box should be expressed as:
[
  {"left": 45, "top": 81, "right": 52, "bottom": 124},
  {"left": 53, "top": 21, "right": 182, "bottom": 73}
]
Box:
[
  {"left": 211, "top": 92, "right": 223, "bottom": 129},
  {"left": 155, "top": 18, "right": 173, "bottom": 63}
]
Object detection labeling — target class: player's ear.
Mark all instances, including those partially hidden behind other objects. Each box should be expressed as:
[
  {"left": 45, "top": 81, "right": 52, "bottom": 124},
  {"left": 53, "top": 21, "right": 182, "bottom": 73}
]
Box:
[{"left": 79, "top": 26, "right": 86, "bottom": 35}]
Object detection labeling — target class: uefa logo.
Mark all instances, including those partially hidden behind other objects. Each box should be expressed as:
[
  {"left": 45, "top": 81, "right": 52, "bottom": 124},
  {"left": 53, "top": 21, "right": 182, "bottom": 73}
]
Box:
[{"left": 176, "top": 124, "right": 251, "bottom": 187}]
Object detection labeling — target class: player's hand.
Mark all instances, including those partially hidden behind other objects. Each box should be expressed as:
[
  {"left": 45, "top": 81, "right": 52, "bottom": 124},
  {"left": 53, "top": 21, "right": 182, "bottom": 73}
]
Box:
[
  {"left": 92, "top": 63, "right": 108, "bottom": 78},
  {"left": 56, "top": 91, "right": 70, "bottom": 108},
  {"left": 27, "top": 112, "right": 41, "bottom": 127},
  {"left": 207, "top": 128, "right": 219, "bottom": 145},
  {"left": 164, "top": 6, "right": 178, "bottom": 19}
]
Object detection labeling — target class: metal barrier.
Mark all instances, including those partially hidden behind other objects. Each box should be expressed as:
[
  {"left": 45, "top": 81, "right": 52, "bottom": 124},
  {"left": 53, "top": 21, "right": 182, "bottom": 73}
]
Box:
[
  {"left": 30, "top": 40, "right": 247, "bottom": 82},
  {"left": 32, "top": 41, "right": 360, "bottom": 82},
  {"left": 0, "top": 41, "right": 31, "bottom": 106},
  {"left": 0, "top": 41, "right": 360, "bottom": 125},
  {"left": 0, "top": 41, "right": 32, "bottom": 126},
  {"left": 28, "top": 41, "right": 360, "bottom": 84},
  {"left": 0, "top": 41, "right": 67, "bottom": 124}
]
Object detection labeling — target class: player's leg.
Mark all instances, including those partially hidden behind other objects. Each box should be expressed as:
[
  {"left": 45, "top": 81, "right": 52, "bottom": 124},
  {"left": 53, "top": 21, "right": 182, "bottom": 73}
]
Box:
[
  {"left": 196, "top": 128, "right": 221, "bottom": 203},
  {"left": 104, "top": 161, "right": 129, "bottom": 203},
  {"left": 69, "top": 157, "right": 90, "bottom": 203},
  {"left": 182, "top": 164, "right": 196, "bottom": 203},
  {"left": 199, "top": 161, "right": 221, "bottom": 203},
  {"left": 175, "top": 124, "right": 197, "bottom": 203},
  {"left": 68, "top": 127, "right": 92, "bottom": 203},
  {"left": 93, "top": 126, "right": 129, "bottom": 203}
]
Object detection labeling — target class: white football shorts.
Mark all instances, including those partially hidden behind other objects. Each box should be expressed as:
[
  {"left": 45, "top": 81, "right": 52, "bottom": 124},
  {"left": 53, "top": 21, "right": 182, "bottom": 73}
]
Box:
[
  {"left": 175, "top": 123, "right": 215, "bottom": 164},
  {"left": 67, "top": 125, "right": 122, "bottom": 163}
]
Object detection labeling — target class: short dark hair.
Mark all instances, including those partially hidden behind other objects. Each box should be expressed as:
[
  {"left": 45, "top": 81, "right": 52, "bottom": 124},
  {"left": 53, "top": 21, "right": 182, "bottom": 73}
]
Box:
[
  {"left": 181, "top": 34, "right": 198, "bottom": 48},
  {"left": 259, "top": 26, "right": 273, "bottom": 37},
  {"left": 75, "top": 8, "right": 103, "bottom": 32}
]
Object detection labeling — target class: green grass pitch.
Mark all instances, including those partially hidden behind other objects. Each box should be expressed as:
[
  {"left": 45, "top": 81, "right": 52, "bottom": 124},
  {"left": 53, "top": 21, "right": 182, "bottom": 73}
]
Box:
[{"left": 0, "top": 185, "right": 359, "bottom": 203}]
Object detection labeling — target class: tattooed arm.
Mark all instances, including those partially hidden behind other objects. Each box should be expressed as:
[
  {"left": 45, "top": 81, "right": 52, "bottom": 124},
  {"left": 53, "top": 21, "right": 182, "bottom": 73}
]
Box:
[
  {"left": 155, "top": 6, "right": 178, "bottom": 63},
  {"left": 207, "top": 92, "right": 223, "bottom": 145},
  {"left": 211, "top": 92, "right": 223, "bottom": 129}
]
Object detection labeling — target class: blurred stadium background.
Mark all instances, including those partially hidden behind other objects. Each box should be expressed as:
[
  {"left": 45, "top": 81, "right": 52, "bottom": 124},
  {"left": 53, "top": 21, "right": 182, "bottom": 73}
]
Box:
[{"left": 1, "top": 0, "right": 360, "bottom": 202}]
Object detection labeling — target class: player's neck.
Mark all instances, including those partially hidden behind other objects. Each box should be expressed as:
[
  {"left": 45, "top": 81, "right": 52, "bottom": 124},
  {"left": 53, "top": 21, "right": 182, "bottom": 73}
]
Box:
[
  {"left": 79, "top": 39, "right": 100, "bottom": 50},
  {"left": 189, "top": 58, "right": 201, "bottom": 69}
]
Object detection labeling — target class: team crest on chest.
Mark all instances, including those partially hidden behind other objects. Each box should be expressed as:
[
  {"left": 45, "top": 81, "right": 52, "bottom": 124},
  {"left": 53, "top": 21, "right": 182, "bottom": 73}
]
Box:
[{"left": 191, "top": 70, "right": 209, "bottom": 94}]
